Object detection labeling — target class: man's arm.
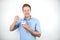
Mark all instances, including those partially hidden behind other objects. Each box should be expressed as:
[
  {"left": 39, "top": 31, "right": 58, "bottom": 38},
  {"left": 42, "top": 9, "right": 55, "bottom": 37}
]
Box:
[
  {"left": 23, "top": 25, "right": 41, "bottom": 37},
  {"left": 10, "top": 16, "right": 19, "bottom": 31},
  {"left": 27, "top": 27, "right": 41, "bottom": 37},
  {"left": 10, "top": 21, "right": 17, "bottom": 31}
]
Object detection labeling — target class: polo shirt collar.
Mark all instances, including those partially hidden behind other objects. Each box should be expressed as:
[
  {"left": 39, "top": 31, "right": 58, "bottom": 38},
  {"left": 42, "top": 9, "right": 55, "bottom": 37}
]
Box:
[{"left": 24, "top": 16, "right": 32, "bottom": 20}]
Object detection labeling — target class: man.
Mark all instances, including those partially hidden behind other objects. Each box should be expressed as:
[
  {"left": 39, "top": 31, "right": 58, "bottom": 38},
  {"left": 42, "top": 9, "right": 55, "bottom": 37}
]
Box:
[{"left": 10, "top": 4, "right": 41, "bottom": 40}]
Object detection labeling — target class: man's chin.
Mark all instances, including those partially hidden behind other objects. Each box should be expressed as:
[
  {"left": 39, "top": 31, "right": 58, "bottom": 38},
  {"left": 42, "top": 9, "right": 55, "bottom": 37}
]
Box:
[{"left": 25, "top": 15, "right": 30, "bottom": 17}]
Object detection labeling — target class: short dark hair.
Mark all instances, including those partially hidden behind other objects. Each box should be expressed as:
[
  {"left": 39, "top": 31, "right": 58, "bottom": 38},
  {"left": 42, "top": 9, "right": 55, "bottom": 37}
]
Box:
[{"left": 22, "top": 4, "right": 31, "bottom": 10}]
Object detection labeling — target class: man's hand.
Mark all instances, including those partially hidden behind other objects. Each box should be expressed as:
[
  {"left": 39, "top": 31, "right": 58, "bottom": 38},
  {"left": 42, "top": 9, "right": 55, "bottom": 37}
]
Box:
[
  {"left": 14, "top": 16, "right": 19, "bottom": 22},
  {"left": 22, "top": 24, "right": 30, "bottom": 30}
]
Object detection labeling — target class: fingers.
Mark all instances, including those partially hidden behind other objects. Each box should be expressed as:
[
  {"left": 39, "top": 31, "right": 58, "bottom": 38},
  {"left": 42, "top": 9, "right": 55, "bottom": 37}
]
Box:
[{"left": 14, "top": 16, "right": 19, "bottom": 22}]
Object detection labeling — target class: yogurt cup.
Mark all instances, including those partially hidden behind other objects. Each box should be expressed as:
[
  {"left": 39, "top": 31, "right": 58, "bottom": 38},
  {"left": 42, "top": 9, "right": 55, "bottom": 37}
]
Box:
[{"left": 21, "top": 20, "right": 26, "bottom": 25}]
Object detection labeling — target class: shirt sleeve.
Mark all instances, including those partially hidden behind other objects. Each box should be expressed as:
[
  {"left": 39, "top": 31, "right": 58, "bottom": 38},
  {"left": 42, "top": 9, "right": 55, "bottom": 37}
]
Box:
[
  {"left": 14, "top": 19, "right": 21, "bottom": 30},
  {"left": 35, "top": 20, "right": 42, "bottom": 35}
]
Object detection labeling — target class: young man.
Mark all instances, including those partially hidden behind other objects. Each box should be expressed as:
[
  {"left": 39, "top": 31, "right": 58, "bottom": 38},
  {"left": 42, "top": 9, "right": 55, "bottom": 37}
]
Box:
[{"left": 10, "top": 4, "right": 41, "bottom": 40}]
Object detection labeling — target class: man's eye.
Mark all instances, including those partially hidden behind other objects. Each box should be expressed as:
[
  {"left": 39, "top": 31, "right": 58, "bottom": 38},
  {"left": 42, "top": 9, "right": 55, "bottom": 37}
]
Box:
[
  {"left": 24, "top": 10, "right": 26, "bottom": 12},
  {"left": 28, "top": 10, "right": 29, "bottom": 11}
]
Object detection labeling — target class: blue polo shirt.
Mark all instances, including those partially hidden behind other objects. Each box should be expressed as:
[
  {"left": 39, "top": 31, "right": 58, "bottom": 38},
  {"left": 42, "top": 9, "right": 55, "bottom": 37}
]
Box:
[{"left": 14, "top": 17, "right": 41, "bottom": 40}]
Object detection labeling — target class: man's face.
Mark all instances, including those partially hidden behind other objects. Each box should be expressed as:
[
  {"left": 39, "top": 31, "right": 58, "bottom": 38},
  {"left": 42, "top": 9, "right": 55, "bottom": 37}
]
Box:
[{"left": 22, "top": 6, "right": 31, "bottom": 17}]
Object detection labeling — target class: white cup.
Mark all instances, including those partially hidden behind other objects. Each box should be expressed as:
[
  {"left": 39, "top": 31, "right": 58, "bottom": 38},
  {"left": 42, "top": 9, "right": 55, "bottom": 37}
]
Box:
[{"left": 21, "top": 21, "right": 26, "bottom": 25}]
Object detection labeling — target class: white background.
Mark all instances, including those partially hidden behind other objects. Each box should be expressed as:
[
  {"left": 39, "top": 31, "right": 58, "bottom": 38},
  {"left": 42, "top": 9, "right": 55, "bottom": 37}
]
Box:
[{"left": 0, "top": 0, "right": 60, "bottom": 40}]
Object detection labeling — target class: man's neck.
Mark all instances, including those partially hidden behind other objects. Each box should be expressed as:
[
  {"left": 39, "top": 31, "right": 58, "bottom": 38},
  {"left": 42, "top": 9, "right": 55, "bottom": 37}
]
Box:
[{"left": 25, "top": 15, "right": 31, "bottom": 20}]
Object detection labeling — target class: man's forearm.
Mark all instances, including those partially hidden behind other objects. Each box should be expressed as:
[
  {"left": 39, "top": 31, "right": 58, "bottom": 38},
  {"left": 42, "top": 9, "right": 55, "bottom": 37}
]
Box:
[
  {"left": 27, "top": 28, "right": 41, "bottom": 37},
  {"left": 22, "top": 24, "right": 41, "bottom": 37},
  {"left": 10, "top": 21, "right": 16, "bottom": 31}
]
